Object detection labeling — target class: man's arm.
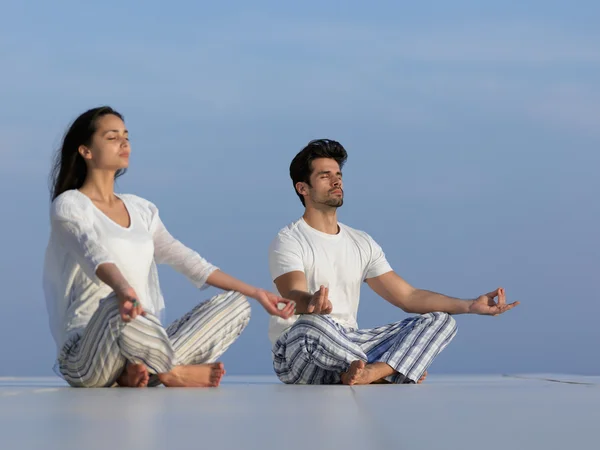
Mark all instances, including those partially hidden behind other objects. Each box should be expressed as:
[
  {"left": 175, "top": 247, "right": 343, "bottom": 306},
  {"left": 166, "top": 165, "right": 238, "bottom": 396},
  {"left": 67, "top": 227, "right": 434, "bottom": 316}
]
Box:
[
  {"left": 273, "top": 271, "right": 332, "bottom": 314},
  {"left": 366, "top": 271, "right": 519, "bottom": 316}
]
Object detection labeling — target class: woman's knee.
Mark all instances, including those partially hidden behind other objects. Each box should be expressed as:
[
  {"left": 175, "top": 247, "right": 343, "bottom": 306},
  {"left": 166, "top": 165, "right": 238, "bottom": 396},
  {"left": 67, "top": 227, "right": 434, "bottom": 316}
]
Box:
[
  {"left": 95, "top": 294, "right": 120, "bottom": 319},
  {"left": 219, "top": 291, "right": 252, "bottom": 319},
  {"left": 98, "top": 293, "right": 163, "bottom": 327},
  {"left": 66, "top": 379, "right": 111, "bottom": 388},
  {"left": 62, "top": 369, "right": 120, "bottom": 388},
  {"left": 120, "top": 316, "right": 174, "bottom": 373},
  {"left": 205, "top": 291, "right": 251, "bottom": 331}
]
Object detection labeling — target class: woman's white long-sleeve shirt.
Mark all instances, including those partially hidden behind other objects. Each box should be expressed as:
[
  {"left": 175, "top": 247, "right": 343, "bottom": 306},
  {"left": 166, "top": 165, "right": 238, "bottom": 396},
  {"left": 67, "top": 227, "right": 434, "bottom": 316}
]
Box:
[{"left": 42, "top": 189, "right": 218, "bottom": 357}]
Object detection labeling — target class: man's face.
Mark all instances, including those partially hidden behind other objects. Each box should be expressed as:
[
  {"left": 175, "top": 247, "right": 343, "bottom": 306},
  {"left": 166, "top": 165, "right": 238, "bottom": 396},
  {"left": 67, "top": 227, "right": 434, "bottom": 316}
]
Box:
[{"left": 303, "top": 157, "right": 344, "bottom": 208}]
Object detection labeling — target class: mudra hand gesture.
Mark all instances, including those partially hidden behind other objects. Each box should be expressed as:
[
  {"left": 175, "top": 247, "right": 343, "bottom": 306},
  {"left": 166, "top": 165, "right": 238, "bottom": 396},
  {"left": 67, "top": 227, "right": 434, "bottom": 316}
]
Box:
[{"left": 468, "top": 288, "right": 519, "bottom": 316}]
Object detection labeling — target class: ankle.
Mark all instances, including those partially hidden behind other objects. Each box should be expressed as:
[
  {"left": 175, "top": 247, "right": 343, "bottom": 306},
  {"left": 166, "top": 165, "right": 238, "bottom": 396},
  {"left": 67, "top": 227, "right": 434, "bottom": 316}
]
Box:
[{"left": 158, "top": 369, "right": 178, "bottom": 386}]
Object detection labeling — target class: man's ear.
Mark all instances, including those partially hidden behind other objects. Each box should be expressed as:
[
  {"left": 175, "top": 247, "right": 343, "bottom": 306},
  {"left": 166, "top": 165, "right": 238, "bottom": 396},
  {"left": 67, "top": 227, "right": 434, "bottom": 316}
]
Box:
[{"left": 295, "top": 181, "right": 308, "bottom": 196}]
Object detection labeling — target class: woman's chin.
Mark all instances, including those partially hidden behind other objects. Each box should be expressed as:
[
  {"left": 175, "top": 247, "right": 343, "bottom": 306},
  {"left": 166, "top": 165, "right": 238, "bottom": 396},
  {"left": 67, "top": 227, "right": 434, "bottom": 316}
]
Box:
[{"left": 102, "top": 162, "right": 129, "bottom": 172}]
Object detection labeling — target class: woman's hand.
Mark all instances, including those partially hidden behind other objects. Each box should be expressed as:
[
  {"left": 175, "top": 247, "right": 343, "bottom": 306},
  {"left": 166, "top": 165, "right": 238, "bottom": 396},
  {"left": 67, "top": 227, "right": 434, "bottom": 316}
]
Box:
[
  {"left": 115, "top": 286, "right": 146, "bottom": 322},
  {"left": 252, "top": 288, "right": 296, "bottom": 319}
]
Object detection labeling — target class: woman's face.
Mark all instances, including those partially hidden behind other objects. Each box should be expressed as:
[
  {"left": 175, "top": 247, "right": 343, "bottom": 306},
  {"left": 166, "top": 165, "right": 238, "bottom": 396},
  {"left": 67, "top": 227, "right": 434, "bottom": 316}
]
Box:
[{"left": 79, "top": 114, "right": 130, "bottom": 171}]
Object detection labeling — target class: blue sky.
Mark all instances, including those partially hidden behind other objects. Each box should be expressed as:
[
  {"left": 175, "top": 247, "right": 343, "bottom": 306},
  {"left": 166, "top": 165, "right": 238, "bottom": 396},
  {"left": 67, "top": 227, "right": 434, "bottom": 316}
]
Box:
[{"left": 1, "top": 1, "right": 599, "bottom": 377}]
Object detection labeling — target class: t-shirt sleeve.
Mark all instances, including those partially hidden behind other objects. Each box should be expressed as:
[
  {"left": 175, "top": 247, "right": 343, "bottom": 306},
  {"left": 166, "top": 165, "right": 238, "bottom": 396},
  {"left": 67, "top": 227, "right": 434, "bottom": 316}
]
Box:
[
  {"left": 149, "top": 203, "right": 218, "bottom": 290},
  {"left": 50, "top": 198, "right": 115, "bottom": 284},
  {"left": 364, "top": 233, "right": 393, "bottom": 280},
  {"left": 268, "top": 232, "right": 304, "bottom": 281}
]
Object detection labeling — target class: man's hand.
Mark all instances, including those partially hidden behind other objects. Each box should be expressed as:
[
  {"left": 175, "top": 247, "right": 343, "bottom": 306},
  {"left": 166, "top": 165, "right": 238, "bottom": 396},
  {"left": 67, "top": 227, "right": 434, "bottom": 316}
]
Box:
[
  {"left": 307, "top": 285, "right": 333, "bottom": 314},
  {"left": 272, "top": 272, "right": 333, "bottom": 315},
  {"left": 115, "top": 286, "right": 146, "bottom": 322},
  {"left": 468, "top": 287, "right": 519, "bottom": 316},
  {"left": 252, "top": 289, "right": 297, "bottom": 319}
]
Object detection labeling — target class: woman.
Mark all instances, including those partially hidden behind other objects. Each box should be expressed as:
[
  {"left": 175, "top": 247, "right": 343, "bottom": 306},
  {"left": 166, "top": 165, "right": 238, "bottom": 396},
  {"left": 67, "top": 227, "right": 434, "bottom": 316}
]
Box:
[{"left": 43, "top": 106, "right": 295, "bottom": 388}]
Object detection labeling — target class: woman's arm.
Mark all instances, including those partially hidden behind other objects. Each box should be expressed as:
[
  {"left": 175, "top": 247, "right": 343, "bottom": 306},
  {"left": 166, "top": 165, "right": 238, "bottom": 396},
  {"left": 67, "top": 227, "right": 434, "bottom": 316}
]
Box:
[
  {"left": 151, "top": 211, "right": 219, "bottom": 289},
  {"left": 150, "top": 209, "right": 295, "bottom": 318}
]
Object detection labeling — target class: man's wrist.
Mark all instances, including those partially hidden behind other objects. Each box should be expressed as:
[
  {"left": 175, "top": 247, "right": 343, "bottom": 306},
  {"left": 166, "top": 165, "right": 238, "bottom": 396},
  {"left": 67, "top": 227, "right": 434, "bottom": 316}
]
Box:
[{"left": 463, "top": 299, "right": 476, "bottom": 314}]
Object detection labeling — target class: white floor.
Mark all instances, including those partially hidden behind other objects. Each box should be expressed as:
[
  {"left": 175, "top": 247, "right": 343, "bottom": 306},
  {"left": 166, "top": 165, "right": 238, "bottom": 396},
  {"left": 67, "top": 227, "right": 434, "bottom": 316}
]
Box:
[{"left": 1, "top": 374, "right": 597, "bottom": 450}]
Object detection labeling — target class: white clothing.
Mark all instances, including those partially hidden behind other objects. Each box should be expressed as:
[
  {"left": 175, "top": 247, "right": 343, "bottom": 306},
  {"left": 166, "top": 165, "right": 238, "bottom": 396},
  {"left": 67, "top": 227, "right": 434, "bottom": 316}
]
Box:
[
  {"left": 267, "top": 217, "right": 393, "bottom": 344},
  {"left": 43, "top": 189, "right": 218, "bottom": 357}
]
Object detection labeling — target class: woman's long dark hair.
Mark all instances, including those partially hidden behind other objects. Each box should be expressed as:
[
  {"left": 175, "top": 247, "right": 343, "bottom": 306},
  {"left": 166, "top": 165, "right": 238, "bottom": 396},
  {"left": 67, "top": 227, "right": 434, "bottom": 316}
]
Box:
[{"left": 49, "top": 106, "right": 126, "bottom": 201}]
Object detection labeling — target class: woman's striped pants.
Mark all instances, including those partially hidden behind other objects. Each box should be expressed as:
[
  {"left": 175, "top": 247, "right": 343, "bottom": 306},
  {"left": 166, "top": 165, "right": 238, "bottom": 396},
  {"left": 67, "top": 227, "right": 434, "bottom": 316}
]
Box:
[{"left": 58, "top": 291, "right": 251, "bottom": 387}]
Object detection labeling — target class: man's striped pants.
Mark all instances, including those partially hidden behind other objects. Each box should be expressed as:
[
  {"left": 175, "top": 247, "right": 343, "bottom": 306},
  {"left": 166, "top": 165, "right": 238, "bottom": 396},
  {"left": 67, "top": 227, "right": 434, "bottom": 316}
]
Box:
[{"left": 273, "top": 312, "right": 457, "bottom": 384}]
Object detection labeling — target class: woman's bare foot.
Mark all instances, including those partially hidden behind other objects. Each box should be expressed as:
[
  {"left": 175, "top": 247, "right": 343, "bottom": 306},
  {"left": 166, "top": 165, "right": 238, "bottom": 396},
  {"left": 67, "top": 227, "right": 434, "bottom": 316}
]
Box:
[
  {"left": 418, "top": 371, "right": 428, "bottom": 384},
  {"left": 158, "top": 362, "right": 225, "bottom": 387},
  {"left": 116, "top": 363, "right": 149, "bottom": 388}
]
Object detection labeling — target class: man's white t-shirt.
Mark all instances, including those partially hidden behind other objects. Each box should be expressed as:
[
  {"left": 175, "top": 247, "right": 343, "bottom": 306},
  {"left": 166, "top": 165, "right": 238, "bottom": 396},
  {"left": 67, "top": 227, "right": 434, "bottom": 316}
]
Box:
[{"left": 267, "top": 217, "right": 393, "bottom": 345}]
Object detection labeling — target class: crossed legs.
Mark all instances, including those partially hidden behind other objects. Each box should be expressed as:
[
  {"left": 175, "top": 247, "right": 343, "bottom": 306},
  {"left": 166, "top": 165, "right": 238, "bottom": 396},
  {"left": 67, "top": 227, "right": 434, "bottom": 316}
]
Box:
[
  {"left": 58, "top": 290, "right": 251, "bottom": 388},
  {"left": 273, "top": 313, "right": 457, "bottom": 385}
]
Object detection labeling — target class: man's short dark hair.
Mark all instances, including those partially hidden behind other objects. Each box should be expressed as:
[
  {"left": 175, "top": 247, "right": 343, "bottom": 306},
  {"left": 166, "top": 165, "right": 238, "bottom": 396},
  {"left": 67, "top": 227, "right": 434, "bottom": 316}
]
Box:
[{"left": 289, "top": 139, "right": 348, "bottom": 206}]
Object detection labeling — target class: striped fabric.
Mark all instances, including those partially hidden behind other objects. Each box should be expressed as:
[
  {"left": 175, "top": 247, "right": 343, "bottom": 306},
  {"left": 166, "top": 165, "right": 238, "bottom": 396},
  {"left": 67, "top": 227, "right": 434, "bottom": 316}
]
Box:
[
  {"left": 273, "top": 312, "right": 457, "bottom": 385},
  {"left": 58, "top": 290, "right": 251, "bottom": 387}
]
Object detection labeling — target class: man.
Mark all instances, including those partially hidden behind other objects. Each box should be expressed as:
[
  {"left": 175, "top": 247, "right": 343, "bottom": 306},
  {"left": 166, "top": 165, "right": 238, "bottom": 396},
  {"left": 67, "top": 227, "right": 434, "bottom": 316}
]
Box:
[{"left": 267, "top": 139, "right": 519, "bottom": 386}]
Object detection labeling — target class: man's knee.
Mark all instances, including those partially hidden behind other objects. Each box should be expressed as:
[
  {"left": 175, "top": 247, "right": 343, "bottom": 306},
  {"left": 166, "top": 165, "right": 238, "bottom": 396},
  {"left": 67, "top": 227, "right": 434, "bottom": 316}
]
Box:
[
  {"left": 435, "top": 312, "right": 457, "bottom": 332},
  {"left": 421, "top": 312, "right": 457, "bottom": 334},
  {"left": 286, "top": 315, "right": 339, "bottom": 357},
  {"left": 292, "top": 314, "right": 334, "bottom": 332},
  {"left": 274, "top": 342, "right": 315, "bottom": 384},
  {"left": 279, "top": 377, "right": 308, "bottom": 385}
]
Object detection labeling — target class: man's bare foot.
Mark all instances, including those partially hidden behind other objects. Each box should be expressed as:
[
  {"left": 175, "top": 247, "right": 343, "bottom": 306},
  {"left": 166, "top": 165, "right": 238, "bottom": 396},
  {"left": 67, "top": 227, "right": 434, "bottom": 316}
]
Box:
[
  {"left": 371, "top": 378, "right": 391, "bottom": 384},
  {"left": 376, "top": 371, "right": 426, "bottom": 384},
  {"left": 342, "top": 361, "right": 425, "bottom": 386},
  {"left": 158, "top": 362, "right": 225, "bottom": 388},
  {"left": 116, "top": 363, "right": 149, "bottom": 388},
  {"left": 341, "top": 360, "right": 368, "bottom": 385}
]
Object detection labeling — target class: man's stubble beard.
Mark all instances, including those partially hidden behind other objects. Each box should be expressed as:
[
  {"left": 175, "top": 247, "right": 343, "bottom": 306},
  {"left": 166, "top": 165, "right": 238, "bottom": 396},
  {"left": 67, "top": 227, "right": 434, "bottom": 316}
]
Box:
[
  {"left": 324, "top": 198, "right": 343, "bottom": 208},
  {"left": 315, "top": 191, "right": 344, "bottom": 208},
  {"left": 307, "top": 187, "right": 344, "bottom": 209}
]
